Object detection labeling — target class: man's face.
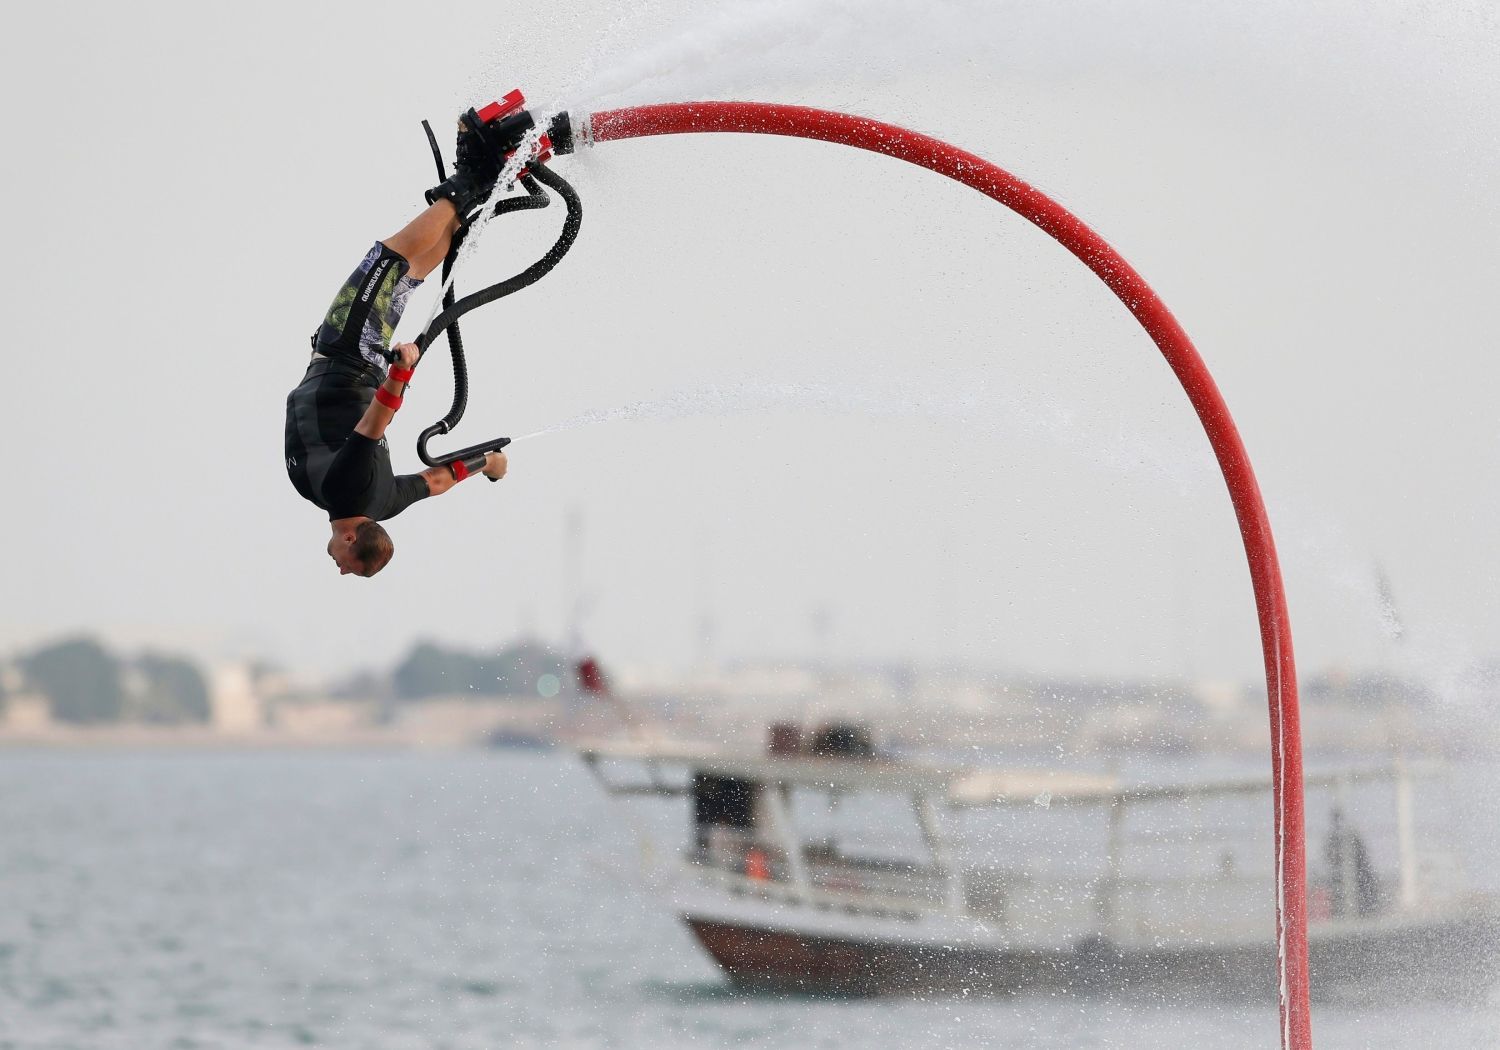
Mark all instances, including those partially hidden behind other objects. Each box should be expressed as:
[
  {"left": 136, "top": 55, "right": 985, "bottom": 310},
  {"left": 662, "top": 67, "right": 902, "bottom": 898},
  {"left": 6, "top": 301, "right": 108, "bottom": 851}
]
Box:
[{"left": 326, "top": 534, "right": 371, "bottom": 577}]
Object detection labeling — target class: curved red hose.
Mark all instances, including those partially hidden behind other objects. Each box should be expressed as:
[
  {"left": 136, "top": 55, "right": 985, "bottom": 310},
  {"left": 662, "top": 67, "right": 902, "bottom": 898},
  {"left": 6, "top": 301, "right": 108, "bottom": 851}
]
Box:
[{"left": 588, "top": 101, "right": 1309, "bottom": 1049}]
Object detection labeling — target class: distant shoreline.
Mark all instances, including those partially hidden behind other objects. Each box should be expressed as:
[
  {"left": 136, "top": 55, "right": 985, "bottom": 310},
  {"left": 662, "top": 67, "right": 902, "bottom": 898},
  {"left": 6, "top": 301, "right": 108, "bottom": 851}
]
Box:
[{"left": 0, "top": 727, "right": 492, "bottom": 751}]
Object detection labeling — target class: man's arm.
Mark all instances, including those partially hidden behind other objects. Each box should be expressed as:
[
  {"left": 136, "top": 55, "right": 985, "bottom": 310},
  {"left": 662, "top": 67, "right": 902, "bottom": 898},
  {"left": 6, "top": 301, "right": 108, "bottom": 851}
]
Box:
[
  {"left": 354, "top": 342, "right": 421, "bottom": 442},
  {"left": 420, "top": 450, "right": 508, "bottom": 497}
]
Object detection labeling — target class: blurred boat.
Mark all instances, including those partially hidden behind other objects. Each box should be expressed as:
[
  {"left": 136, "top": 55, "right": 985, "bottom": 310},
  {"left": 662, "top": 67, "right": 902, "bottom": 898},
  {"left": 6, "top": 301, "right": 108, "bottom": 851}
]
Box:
[{"left": 578, "top": 726, "right": 1500, "bottom": 1001}]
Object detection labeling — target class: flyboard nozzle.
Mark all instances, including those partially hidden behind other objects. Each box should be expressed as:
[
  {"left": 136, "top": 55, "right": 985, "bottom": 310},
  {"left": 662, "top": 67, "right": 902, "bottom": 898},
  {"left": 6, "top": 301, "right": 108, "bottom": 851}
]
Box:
[
  {"left": 465, "top": 88, "right": 575, "bottom": 165},
  {"left": 545, "top": 111, "right": 577, "bottom": 155}
]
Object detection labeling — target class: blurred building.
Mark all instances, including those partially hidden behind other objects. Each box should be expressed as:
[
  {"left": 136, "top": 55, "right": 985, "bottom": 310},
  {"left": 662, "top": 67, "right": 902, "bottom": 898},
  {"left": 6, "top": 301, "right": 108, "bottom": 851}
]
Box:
[
  {"left": 209, "top": 663, "right": 266, "bottom": 733},
  {"left": 0, "top": 692, "right": 52, "bottom": 733}
]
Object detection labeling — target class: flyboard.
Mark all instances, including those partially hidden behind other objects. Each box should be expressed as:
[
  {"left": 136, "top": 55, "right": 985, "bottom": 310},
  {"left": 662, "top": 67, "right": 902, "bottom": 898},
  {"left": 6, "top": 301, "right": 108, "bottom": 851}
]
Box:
[{"left": 409, "top": 89, "right": 1310, "bottom": 1050}]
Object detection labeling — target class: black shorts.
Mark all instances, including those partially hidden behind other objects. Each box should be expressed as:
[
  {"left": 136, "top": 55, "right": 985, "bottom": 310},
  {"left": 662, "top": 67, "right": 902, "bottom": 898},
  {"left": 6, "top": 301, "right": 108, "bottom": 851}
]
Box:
[
  {"left": 285, "top": 353, "right": 373, "bottom": 507},
  {"left": 283, "top": 354, "right": 429, "bottom": 522}
]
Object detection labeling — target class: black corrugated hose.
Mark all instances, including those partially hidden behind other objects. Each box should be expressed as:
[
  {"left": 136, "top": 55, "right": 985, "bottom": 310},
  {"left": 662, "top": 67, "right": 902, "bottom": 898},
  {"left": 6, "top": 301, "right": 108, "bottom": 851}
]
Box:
[{"left": 409, "top": 121, "right": 583, "bottom": 466}]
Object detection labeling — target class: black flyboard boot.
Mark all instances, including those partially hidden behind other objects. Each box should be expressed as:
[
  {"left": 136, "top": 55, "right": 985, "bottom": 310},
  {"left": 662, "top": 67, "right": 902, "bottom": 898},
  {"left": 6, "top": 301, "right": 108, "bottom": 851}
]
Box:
[
  {"left": 425, "top": 90, "right": 537, "bottom": 218},
  {"left": 461, "top": 90, "right": 538, "bottom": 166},
  {"left": 424, "top": 167, "right": 497, "bottom": 217},
  {"left": 425, "top": 119, "right": 500, "bottom": 217}
]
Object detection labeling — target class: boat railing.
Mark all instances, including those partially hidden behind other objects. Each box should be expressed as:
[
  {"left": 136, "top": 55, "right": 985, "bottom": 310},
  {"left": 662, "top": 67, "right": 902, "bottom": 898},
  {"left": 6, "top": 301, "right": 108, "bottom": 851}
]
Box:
[
  {"left": 686, "top": 830, "right": 955, "bottom": 910},
  {"left": 1097, "top": 872, "right": 1269, "bottom": 944},
  {"left": 676, "top": 840, "right": 1475, "bottom": 950},
  {"left": 940, "top": 863, "right": 1268, "bottom": 945},
  {"left": 676, "top": 846, "right": 1281, "bottom": 945},
  {"left": 683, "top": 827, "right": 1268, "bottom": 940},
  {"left": 678, "top": 853, "right": 946, "bottom": 922}
]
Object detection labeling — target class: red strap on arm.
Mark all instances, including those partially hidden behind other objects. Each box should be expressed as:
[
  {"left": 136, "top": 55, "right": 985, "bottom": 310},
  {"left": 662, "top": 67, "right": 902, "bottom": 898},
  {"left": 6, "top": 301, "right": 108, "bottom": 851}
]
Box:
[
  {"left": 450, "top": 459, "right": 470, "bottom": 481},
  {"left": 388, "top": 365, "right": 415, "bottom": 384},
  {"left": 374, "top": 386, "right": 403, "bottom": 411}
]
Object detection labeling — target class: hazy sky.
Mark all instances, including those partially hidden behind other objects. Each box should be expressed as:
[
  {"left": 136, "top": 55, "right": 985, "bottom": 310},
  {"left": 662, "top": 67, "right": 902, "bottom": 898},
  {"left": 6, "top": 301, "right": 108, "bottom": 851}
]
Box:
[{"left": 2, "top": 0, "right": 1497, "bottom": 695}]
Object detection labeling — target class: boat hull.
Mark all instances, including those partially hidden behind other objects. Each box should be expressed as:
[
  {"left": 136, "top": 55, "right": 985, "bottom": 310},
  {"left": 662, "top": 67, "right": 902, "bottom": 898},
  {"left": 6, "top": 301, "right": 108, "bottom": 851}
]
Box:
[
  {"left": 685, "top": 909, "right": 1500, "bottom": 1002},
  {"left": 686, "top": 917, "right": 1066, "bottom": 995}
]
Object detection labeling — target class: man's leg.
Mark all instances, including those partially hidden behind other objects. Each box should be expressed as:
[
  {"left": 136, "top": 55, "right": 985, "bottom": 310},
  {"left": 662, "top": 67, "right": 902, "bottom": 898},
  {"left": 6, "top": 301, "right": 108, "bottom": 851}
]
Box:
[
  {"left": 384, "top": 199, "right": 462, "bottom": 280},
  {"left": 316, "top": 193, "right": 487, "bottom": 369},
  {"left": 396, "top": 104, "right": 516, "bottom": 274},
  {"left": 314, "top": 106, "right": 509, "bottom": 369}
]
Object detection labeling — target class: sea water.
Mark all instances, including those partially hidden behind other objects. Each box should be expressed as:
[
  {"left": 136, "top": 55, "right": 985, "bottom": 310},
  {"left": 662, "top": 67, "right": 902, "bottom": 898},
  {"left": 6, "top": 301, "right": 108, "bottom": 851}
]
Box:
[{"left": 2, "top": 750, "right": 1498, "bottom": 1049}]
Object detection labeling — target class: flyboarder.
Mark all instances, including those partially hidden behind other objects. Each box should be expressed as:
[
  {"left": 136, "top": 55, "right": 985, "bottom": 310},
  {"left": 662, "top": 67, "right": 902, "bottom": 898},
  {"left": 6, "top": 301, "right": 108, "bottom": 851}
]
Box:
[{"left": 284, "top": 103, "right": 523, "bottom": 578}]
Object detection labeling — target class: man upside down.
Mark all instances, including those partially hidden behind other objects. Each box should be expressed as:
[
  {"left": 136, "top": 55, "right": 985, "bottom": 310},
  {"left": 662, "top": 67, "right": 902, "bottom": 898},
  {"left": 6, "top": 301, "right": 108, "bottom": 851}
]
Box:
[{"left": 284, "top": 103, "right": 516, "bottom": 577}]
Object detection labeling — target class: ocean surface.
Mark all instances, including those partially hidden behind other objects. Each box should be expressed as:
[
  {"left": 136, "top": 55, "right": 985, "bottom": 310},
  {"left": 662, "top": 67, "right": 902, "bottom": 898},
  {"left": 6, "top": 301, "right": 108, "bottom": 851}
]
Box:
[{"left": 2, "top": 750, "right": 1498, "bottom": 1050}]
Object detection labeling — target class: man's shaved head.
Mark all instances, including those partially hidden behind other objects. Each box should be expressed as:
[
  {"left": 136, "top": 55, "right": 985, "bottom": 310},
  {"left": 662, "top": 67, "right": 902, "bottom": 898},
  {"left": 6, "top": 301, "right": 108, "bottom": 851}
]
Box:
[{"left": 351, "top": 520, "right": 394, "bottom": 576}]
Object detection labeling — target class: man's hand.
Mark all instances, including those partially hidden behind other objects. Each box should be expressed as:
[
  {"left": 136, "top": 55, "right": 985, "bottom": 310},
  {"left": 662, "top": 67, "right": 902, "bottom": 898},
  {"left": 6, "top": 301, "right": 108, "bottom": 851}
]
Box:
[
  {"left": 482, "top": 451, "right": 508, "bottom": 480},
  {"left": 391, "top": 342, "right": 420, "bottom": 374}
]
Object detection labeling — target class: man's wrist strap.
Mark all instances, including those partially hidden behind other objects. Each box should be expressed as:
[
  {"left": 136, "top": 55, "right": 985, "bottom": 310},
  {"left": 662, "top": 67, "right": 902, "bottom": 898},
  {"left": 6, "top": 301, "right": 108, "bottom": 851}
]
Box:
[{"left": 388, "top": 364, "right": 415, "bottom": 384}]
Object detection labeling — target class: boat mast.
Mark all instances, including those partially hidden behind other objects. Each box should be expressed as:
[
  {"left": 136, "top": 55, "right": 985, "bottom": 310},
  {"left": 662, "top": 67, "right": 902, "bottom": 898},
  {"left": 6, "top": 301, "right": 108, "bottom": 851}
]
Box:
[
  {"left": 1102, "top": 797, "right": 1126, "bottom": 941},
  {"left": 915, "top": 792, "right": 966, "bottom": 913},
  {"left": 1394, "top": 759, "right": 1419, "bottom": 909},
  {"left": 761, "top": 782, "right": 811, "bottom": 890}
]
